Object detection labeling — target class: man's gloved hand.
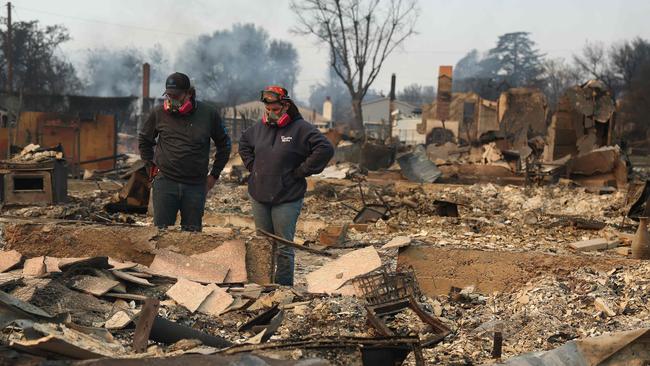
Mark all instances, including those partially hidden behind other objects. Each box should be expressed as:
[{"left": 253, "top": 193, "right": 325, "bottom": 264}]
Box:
[
  {"left": 145, "top": 161, "right": 158, "bottom": 182},
  {"left": 206, "top": 174, "right": 218, "bottom": 192}
]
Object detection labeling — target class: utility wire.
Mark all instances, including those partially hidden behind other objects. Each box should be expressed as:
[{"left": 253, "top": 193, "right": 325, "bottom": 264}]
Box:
[{"left": 14, "top": 5, "right": 198, "bottom": 37}]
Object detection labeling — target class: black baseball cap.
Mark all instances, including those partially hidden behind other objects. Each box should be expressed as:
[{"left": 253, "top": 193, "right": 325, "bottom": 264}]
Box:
[{"left": 164, "top": 72, "right": 191, "bottom": 96}]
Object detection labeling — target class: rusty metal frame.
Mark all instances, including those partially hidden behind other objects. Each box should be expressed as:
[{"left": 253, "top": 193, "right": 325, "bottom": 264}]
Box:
[{"left": 353, "top": 266, "right": 451, "bottom": 348}]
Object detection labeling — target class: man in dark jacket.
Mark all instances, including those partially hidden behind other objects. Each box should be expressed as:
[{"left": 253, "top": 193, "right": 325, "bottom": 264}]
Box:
[
  {"left": 139, "top": 72, "right": 231, "bottom": 231},
  {"left": 239, "top": 85, "right": 334, "bottom": 286}
]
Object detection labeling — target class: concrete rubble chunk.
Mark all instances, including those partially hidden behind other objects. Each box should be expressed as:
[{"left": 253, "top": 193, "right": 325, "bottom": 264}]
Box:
[
  {"left": 229, "top": 284, "right": 263, "bottom": 300},
  {"left": 197, "top": 284, "right": 234, "bottom": 316},
  {"left": 381, "top": 236, "right": 412, "bottom": 249},
  {"left": 569, "top": 238, "right": 618, "bottom": 252},
  {"left": 44, "top": 256, "right": 62, "bottom": 273},
  {"left": 70, "top": 275, "right": 121, "bottom": 297},
  {"left": 0, "top": 289, "right": 53, "bottom": 319},
  {"left": 148, "top": 249, "right": 228, "bottom": 284},
  {"left": 105, "top": 310, "right": 139, "bottom": 330},
  {"left": 107, "top": 258, "right": 139, "bottom": 271},
  {"left": 248, "top": 289, "right": 295, "bottom": 312},
  {"left": 306, "top": 246, "right": 382, "bottom": 294},
  {"left": 191, "top": 240, "right": 247, "bottom": 283},
  {"left": 166, "top": 278, "right": 213, "bottom": 313},
  {"left": 0, "top": 250, "right": 23, "bottom": 273},
  {"left": 222, "top": 297, "right": 251, "bottom": 314},
  {"left": 614, "top": 247, "right": 631, "bottom": 256},
  {"left": 22, "top": 256, "right": 46, "bottom": 277},
  {"left": 10, "top": 322, "right": 125, "bottom": 359},
  {"left": 594, "top": 297, "right": 617, "bottom": 317},
  {"left": 111, "top": 269, "right": 154, "bottom": 287}
]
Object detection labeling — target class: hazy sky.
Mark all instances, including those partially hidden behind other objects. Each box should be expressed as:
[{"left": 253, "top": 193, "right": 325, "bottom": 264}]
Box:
[{"left": 9, "top": 0, "right": 650, "bottom": 101}]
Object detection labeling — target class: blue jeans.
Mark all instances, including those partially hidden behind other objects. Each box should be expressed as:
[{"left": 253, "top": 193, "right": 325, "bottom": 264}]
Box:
[
  {"left": 152, "top": 175, "right": 206, "bottom": 232},
  {"left": 249, "top": 195, "right": 303, "bottom": 286}
]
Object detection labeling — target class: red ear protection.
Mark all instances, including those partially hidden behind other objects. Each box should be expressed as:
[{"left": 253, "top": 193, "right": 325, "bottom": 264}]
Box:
[
  {"left": 262, "top": 112, "right": 290, "bottom": 128},
  {"left": 163, "top": 98, "right": 194, "bottom": 115},
  {"left": 178, "top": 100, "right": 193, "bottom": 114}
]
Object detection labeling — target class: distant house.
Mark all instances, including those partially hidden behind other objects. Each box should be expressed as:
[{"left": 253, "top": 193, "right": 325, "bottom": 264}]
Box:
[
  {"left": 419, "top": 92, "right": 498, "bottom": 145},
  {"left": 361, "top": 97, "right": 419, "bottom": 140},
  {"left": 222, "top": 100, "right": 329, "bottom": 140}
]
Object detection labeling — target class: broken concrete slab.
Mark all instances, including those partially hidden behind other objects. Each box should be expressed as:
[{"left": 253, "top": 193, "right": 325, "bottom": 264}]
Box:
[
  {"left": 0, "top": 250, "right": 23, "bottom": 273},
  {"left": 22, "top": 256, "right": 46, "bottom": 277},
  {"left": 568, "top": 238, "right": 618, "bottom": 252},
  {"left": 306, "top": 246, "right": 382, "bottom": 294},
  {"left": 197, "top": 284, "right": 234, "bottom": 316},
  {"left": 44, "top": 256, "right": 62, "bottom": 273},
  {"left": 70, "top": 275, "right": 121, "bottom": 297},
  {"left": 10, "top": 322, "right": 125, "bottom": 359},
  {"left": 222, "top": 297, "right": 252, "bottom": 314},
  {"left": 229, "top": 284, "right": 263, "bottom": 300},
  {"left": 148, "top": 249, "right": 228, "bottom": 284},
  {"left": 191, "top": 240, "right": 247, "bottom": 283},
  {"left": 110, "top": 270, "right": 154, "bottom": 287},
  {"left": 105, "top": 310, "right": 138, "bottom": 330},
  {"left": 107, "top": 258, "right": 139, "bottom": 271},
  {"left": 0, "top": 270, "right": 23, "bottom": 287},
  {"left": 166, "top": 278, "right": 213, "bottom": 313},
  {"left": 381, "top": 236, "right": 412, "bottom": 249},
  {"left": 248, "top": 289, "right": 295, "bottom": 312},
  {"left": 0, "top": 289, "right": 53, "bottom": 328}
]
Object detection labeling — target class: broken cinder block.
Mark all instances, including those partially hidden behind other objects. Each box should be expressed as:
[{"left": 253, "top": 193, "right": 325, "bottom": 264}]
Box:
[
  {"left": 306, "top": 246, "right": 381, "bottom": 294},
  {"left": 166, "top": 278, "right": 213, "bottom": 313},
  {"left": 568, "top": 238, "right": 619, "bottom": 252},
  {"left": 0, "top": 250, "right": 23, "bottom": 273},
  {"left": 23, "top": 256, "right": 46, "bottom": 277}
]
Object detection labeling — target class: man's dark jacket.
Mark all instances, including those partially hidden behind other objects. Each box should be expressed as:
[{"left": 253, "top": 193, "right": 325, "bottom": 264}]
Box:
[
  {"left": 239, "top": 115, "right": 334, "bottom": 204},
  {"left": 138, "top": 100, "right": 231, "bottom": 184}
]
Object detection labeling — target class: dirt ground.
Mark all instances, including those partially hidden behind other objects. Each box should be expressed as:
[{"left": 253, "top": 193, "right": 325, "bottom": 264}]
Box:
[{"left": 397, "top": 246, "right": 632, "bottom": 295}]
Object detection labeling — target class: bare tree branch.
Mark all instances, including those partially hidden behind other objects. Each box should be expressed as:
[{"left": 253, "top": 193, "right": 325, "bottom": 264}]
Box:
[{"left": 291, "top": 0, "right": 419, "bottom": 135}]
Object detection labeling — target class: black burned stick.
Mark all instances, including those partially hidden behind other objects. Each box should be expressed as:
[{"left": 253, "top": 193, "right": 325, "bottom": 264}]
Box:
[{"left": 257, "top": 229, "right": 336, "bottom": 257}]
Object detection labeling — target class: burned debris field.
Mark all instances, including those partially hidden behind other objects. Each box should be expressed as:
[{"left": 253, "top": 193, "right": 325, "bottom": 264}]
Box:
[{"left": 2, "top": 0, "right": 650, "bottom": 365}]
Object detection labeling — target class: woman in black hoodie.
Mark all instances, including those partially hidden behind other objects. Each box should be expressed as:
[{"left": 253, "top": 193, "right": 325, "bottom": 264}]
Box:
[{"left": 239, "top": 86, "right": 334, "bottom": 286}]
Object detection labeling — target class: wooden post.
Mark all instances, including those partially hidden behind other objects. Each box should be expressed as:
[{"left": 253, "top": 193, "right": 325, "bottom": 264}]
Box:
[
  {"left": 6, "top": 2, "right": 13, "bottom": 93},
  {"left": 133, "top": 298, "right": 160, "bottom": 353},
  {"left": 491, "top": 331, "right": 503, "bottom": 359}
]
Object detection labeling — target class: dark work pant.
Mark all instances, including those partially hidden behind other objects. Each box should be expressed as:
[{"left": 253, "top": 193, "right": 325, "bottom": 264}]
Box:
[
  {"left": 249, "top": 195, "right": 303, "bottom": 286},
  {"left": 152, "top": 175, "right": 206, "bottom": 232}
]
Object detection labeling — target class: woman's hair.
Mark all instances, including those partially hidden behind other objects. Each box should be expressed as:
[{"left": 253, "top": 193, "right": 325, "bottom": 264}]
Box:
[{"left": 286, "top": 101, "right": 302, "bottom": 121}]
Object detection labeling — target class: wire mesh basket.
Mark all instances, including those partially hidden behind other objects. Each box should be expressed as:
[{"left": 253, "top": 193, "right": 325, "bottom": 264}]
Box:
[{"left": 352, "top": 265, "right": 421, "bottom": 306}]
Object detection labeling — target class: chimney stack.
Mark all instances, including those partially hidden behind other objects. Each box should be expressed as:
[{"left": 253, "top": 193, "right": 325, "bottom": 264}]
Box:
[
  {"left": 322, "top": 96, "right": 333, "bottom": 122},
  {"left": 142, "top": 63, "right": 151, "bottom": 99}
]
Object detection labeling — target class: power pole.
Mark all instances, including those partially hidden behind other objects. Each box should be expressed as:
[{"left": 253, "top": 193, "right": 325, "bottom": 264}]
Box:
[
  {"left": 6, "top": 2, "right": 12, "bottom": 93},
  {"left": 389, "top": 73, "right": 396, "bottom": 141}
]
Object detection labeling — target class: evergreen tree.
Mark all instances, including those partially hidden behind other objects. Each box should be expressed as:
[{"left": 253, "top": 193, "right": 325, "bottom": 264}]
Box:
[{"left": 481, "top": 32, "right": 545, "bottom": 88}]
